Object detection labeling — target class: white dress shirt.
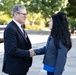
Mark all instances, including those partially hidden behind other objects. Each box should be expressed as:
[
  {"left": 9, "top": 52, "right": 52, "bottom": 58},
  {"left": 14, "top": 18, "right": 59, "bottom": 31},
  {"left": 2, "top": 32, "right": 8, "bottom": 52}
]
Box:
[{"left": 13, "top": 19, "right": 24, "bottom": 33}]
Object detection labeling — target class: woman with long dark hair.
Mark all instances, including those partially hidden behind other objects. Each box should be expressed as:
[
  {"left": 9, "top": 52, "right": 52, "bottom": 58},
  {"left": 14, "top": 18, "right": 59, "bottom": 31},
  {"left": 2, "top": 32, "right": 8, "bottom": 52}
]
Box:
[{"left": 32, "top": 12, "right": 72, "bottom": 75}]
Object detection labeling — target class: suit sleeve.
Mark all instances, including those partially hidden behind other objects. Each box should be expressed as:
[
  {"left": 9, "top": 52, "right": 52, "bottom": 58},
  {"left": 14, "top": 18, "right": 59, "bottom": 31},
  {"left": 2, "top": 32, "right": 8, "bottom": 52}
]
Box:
[
  {"left": 54, "top": 42, "right": 68, "bottom": 75},
  {"left": 4, "top": 28, "right": 30, "bottom": 59}
]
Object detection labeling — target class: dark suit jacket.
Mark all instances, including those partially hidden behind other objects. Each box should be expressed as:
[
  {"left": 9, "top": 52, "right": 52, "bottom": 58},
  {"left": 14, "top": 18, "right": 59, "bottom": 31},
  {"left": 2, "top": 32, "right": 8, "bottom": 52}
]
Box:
[
  {"left": 34, "top": 36, "right": 68, "bottom": 75},
  {"left": 2, "top": 21, "right": 32, "bottom": 74}
]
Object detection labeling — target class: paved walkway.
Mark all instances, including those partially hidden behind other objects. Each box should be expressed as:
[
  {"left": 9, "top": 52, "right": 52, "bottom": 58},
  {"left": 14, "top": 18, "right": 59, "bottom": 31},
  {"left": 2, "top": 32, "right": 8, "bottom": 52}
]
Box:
[{"left": 0, "top": 30, "right": 76, "bottom": 75}]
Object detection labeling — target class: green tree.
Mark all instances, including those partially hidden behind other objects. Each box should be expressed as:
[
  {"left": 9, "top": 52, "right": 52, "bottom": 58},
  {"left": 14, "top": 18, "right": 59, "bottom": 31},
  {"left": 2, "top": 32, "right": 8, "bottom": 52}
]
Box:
[
  {"left": 0, "top": 0, "right": 68, "bottom": 27},
  {"left": 66, "top": 0, "right": 76, "bottom": 30},
  {"left": 23, "top": 0, "right": 68, "bottom": 26},
  {"left": 0, "top": 0, "right": 21, "bottom": 17},
  {"left": 24, "top": 0, "right": 68, "bottom": 19},
  {"left": 66, "top": 0, "right": 76, "bottom": 18},
  {"left": 0, "top": 0, "right": 67, "bottom": 18}
]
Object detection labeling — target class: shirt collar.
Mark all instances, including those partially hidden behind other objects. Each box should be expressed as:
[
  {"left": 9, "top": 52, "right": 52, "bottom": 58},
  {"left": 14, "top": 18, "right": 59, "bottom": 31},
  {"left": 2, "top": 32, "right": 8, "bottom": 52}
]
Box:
[
  {"left": 13, "top": 19, "right": 21, "bottom": 28},
  {"left": 12, "top": 19, "right": 24, "bottom": 32}
]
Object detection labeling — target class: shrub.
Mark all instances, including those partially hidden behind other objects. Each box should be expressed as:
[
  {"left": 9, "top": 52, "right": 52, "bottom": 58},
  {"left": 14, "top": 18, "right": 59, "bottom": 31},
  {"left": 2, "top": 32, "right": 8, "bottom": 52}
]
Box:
[
  {"left": 26, "top": 24, "right": 44, "bottom": 30},
  {"left": 0, "top": 13, "right": 11, "bottom": 25}
]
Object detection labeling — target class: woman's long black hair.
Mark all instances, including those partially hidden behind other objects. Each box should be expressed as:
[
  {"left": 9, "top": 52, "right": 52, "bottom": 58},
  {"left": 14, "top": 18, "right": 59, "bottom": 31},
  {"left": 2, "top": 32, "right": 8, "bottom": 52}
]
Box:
[{"left": 51, "top": 12, "right": 72, "bottom": 50}]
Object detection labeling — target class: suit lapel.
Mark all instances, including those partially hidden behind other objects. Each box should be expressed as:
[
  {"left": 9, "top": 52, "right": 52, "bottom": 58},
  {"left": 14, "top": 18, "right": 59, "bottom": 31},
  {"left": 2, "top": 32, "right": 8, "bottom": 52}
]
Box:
[{"left": 12, "top": 21, "right": 29, "bottom": 45}]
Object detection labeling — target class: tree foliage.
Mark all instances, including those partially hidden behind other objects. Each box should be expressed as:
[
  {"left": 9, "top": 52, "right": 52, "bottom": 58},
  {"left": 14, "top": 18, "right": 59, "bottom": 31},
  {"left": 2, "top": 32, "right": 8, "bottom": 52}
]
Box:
[
  {"left": 66, "top": 0, "right": 76, "bottom": 30},
  {"left": 0, "top": 0, "right": 67, "bottom": 19},
  {"left": 1, "top": 0, "right": 75, "bottom": 29},
  {"left": 24, "top": 0, "right": 67, "bottom": 19},
  {"left": 66, "top": 0, "right": 76, "bottom": 19},
  {"left": 0, "top": 0, "right": 21, "bottom": 17}
]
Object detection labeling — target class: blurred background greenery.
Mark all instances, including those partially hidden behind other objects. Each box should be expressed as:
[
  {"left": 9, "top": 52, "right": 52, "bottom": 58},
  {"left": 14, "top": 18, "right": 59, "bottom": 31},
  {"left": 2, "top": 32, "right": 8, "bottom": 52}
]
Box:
[{"left": 0, "top": 0, "right": 76, "bottom": 32}]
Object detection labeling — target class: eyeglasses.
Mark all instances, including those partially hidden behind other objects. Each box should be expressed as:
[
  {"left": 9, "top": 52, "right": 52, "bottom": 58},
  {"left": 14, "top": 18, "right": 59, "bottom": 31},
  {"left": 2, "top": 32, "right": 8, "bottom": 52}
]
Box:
[{"left": 18, "top": 12, "right": 27, "bottom": 16}]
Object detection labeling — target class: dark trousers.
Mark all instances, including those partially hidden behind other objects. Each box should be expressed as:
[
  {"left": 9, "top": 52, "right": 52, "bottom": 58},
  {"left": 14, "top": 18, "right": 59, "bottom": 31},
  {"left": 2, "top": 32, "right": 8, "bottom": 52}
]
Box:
[
  {"left": 47, "top": 71, "right": 54, "bottom": 75},
  {"left": 9, "top": 74, "right": 26, "bottom": 75}
]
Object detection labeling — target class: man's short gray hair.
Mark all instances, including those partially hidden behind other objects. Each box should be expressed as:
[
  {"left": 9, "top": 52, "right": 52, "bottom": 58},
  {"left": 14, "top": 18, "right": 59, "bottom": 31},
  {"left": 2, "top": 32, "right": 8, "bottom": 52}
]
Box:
[{"left": 12, "top": 4, "right": 26, "bottom": 16}]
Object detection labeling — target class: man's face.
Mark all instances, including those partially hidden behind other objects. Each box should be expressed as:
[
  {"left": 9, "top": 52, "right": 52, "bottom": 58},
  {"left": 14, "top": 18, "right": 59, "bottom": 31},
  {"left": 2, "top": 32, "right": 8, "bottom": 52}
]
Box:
[{"left": 15, "top": 8, "right": 27, "bottom": 24}]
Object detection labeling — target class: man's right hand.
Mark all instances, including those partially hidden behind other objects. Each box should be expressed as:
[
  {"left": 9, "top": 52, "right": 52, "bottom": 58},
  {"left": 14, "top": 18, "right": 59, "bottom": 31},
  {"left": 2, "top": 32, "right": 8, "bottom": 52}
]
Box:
[{"left": 29, "top": 49, "right": 36, "bottom": 57}]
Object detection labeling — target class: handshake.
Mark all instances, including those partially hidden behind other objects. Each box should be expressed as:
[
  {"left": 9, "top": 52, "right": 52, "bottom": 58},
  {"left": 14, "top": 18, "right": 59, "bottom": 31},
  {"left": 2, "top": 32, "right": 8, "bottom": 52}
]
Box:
[{"left": 29, "top": 49, "right": 36, "bottom": 57}]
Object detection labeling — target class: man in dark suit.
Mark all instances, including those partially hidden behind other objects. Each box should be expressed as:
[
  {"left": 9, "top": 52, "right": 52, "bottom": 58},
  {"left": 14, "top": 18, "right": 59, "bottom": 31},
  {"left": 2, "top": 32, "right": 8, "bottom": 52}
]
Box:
[{"left": 2, "top": 4, "right": 35, "bottom": 75}]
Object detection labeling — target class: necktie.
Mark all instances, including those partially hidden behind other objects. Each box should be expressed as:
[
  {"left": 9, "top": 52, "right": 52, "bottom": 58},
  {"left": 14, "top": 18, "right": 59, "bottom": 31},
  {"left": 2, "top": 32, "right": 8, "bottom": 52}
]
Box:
[{"left": 21, "top": 24, "right": 27, "bottom": 37}]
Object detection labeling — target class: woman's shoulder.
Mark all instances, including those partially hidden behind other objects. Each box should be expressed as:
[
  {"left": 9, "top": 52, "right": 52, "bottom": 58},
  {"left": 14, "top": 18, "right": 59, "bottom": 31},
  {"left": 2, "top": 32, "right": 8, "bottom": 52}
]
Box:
[{"left": 58, "top": 41, "right": 68, "bottom": 52}]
